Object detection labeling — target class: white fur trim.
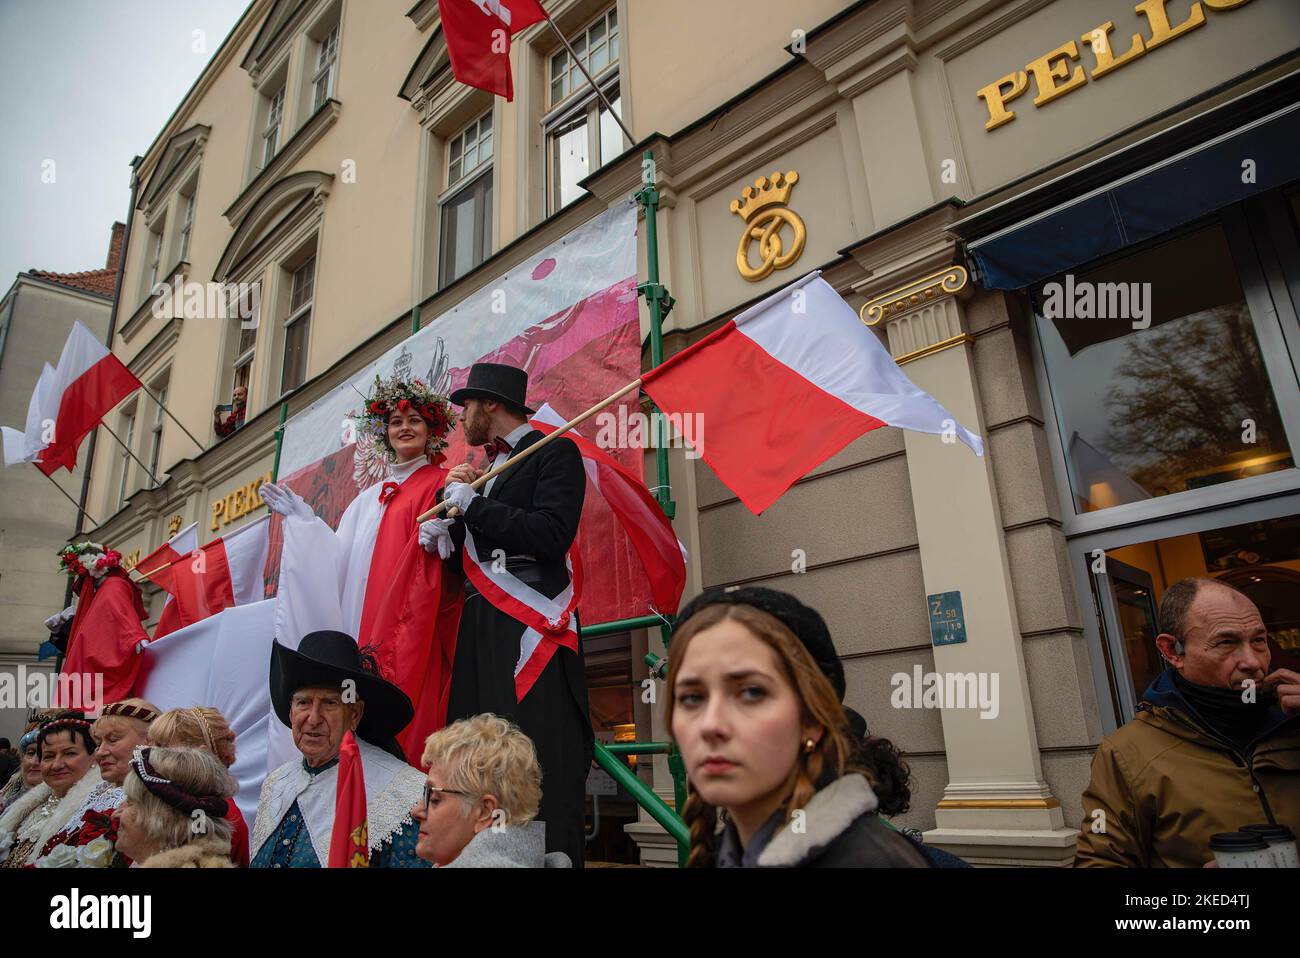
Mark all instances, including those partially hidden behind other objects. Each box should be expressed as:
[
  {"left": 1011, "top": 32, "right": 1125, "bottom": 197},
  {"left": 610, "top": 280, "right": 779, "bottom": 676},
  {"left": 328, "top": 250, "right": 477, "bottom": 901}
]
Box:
[
  {"left": 756, "top": 774, "right": 879, "bottom": 868},
  {"left": 0, "top": 767, "right": 104, "bottom": 865}
]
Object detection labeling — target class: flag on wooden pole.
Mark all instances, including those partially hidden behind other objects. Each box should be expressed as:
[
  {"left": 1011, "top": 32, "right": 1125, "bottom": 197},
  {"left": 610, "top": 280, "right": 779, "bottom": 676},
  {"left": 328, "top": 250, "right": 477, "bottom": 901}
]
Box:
[{"left": 640, "top": 272, "right": 983, "bottom": 515}]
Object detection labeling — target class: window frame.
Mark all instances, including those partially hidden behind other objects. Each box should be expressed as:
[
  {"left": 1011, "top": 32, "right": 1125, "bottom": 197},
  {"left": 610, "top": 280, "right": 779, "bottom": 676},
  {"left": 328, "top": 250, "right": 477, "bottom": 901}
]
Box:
[
  {"left": 1030, "top": 204, "right": 1300, "bottom": 540},
  {"left": 177, "top": 191, "right": 196, "bottom": 264},
  {"left": 542, "top": 6, "right": 623, "bottom": 214},
  {"left": 146, "top": 375, "right": 169, "bottom": 488},
  {"left": 116, "top": 403, "right": 137, "bottom": 508},
  {"left": 262, "top": 85, "right": 286, "bottom": 168},
  {"left": 312, "top": 22, "right": 341, "bottom": 112},
  {"left": 280, "top": 255, "right": 316, "bottom": 395}
]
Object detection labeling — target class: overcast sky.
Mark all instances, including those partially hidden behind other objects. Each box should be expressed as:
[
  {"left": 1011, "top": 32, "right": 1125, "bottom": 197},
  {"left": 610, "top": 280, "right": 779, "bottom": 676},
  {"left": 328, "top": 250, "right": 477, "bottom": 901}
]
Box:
[{"left": 0, "top": 0, "right": 250, "bottom": 285}]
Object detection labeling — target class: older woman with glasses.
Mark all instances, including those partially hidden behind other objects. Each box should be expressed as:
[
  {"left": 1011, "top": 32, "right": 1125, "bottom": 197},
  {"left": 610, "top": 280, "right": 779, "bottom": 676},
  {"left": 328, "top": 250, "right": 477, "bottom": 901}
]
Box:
[{"left": 411, "top": 714, "right": 573, "bottom": 868}]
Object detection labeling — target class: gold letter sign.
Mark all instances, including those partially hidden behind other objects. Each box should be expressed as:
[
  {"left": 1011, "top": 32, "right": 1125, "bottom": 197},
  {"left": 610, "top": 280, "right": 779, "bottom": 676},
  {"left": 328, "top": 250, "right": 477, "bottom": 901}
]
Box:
[{"left": 730, "top": 171, "right": 806, "bottom": 282}]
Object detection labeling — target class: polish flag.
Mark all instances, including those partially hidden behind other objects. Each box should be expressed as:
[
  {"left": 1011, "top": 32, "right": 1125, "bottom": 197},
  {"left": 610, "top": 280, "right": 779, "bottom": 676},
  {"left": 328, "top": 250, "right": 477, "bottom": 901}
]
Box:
[
  {"left": 2, "top": 363, "right": 57, "bottom": 466},
  {"left": 530, "top": 404, "right": 687, "bottom": 619},
  {"left": 32, "top": 321, "right": 141, "bottom": 476},
  {"left": 438, "top": 0, "right": 549, "bottom": 101},
  {"left": 328, "top": 731, "right": 370, "bottom": 868},
  {"left": 640, "top": 273, "right": 984, "bottom": 515},
  {"left": 140, "top": 523, "right": 198, "bottom": 640},
  {"left": 150, "top": 515, "right": 270, "bottom": 635}
]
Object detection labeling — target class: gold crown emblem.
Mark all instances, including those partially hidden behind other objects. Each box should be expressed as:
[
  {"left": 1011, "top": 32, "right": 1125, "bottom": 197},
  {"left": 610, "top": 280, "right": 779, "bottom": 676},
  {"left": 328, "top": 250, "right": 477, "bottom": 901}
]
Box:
[{"left": 729, "top": 171, "right": 799, "bottom": 222}]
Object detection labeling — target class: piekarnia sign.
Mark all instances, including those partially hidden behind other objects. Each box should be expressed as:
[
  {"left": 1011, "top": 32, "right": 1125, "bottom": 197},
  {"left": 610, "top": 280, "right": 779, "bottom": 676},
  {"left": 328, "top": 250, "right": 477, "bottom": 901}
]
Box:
[{"left": 49, "top": 889, "right": 151, "bottom": 938}]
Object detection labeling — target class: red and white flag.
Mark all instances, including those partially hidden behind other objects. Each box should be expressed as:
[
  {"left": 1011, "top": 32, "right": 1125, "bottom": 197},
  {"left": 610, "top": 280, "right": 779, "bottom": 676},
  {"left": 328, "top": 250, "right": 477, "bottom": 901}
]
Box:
[
  {"left": 141, "top": 522, "right": 198, "bottom": 640},
  {"left": 151, "top": 515, "right": 270, "bottom": 637},
  {"left": 438, "top": 0, "right": 548, "bottom": 101},
  {"left": 328, "top": 731, "right": 370, "bottom": 868},
  {"left": 2, "top": 363, "right": 57, "bottom": 466},
  {"left": 530, "top": 404, "right": 687, "bottom": 619},
  {"left": 26, "top": 321, "right": 140, "bottom": 475},
  {"left": 641, "top": 273, "right": 984, "bottom": 515}
]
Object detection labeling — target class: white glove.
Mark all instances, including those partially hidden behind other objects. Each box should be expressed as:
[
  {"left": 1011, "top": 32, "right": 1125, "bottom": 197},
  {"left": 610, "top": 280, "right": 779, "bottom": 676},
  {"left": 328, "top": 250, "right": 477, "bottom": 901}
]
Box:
[
  {"left": 44, "top": 604, "right": 77, "bottom": 632},
  {"left": 259, "top": 482, "right": 313, "bottom": 521},
  {"left": 418, "top": 518, "right": 454, "bottom": 560},
  {"left": 443, "top": 481, "right": 479, "bottom": 515}
]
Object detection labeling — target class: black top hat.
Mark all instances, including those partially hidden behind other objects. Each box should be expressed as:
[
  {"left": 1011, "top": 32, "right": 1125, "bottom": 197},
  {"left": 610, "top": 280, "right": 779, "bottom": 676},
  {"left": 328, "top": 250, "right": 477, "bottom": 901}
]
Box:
[
  {"left": 269, "top": 632, "right": 414, "bottom": 747},
  {"left": 673, "top": 587, "right": 845, "bottom": 701},
  {"left": 449, "top": 362, "right": 535, "bottom": 414}
]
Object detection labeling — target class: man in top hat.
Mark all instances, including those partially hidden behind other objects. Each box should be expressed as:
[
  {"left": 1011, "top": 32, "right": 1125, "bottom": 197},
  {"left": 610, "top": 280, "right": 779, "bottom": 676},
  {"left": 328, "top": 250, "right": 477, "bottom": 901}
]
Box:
[
  {"left": 424, "top": 361, "right": 593, "bottom": 866},
  {"left": 250, "top": 631, "right": 430, "bottom": 867}
]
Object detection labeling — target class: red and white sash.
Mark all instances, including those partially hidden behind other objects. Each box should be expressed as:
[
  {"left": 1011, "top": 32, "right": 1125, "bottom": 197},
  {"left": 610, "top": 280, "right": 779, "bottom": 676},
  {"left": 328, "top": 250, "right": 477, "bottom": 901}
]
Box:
[{"left": 460, "top": 529, "right": 584, "bottom": 701}]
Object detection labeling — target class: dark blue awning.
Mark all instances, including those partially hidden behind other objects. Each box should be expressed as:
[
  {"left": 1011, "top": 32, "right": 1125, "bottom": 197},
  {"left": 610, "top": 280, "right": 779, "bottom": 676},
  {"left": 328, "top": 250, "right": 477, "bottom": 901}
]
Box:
[{"left": 966, "top": 104, "right": 1300, "bottom": 291}]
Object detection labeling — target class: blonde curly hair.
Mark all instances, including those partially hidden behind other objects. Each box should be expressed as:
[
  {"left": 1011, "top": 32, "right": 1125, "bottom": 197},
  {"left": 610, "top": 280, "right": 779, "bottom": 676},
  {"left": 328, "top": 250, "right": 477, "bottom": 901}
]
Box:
[{"left": 421, "top": 714, "right": 542, "bottom": 825}]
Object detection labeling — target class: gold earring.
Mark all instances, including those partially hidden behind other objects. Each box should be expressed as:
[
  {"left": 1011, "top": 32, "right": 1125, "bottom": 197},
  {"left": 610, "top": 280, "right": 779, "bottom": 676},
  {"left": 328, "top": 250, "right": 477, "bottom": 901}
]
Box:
[{"left": 803, "top": 738, "right": 816, "bottom": 753}]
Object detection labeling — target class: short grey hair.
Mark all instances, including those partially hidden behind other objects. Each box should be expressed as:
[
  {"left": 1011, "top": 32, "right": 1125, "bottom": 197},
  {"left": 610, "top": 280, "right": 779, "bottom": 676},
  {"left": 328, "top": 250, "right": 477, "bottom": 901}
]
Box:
[{"left": 1159, "top": 577, "right": 1247, "bottom": 654}]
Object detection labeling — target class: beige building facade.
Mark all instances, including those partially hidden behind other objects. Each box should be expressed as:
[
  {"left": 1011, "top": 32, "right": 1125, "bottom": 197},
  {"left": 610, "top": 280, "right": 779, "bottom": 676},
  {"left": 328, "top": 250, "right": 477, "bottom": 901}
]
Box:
[
  {"left": 78, "top": 0, "right": 1300, "bottom": 864},
  {"left": 0, "top": 225, "right": 120, "bottom": 743}
]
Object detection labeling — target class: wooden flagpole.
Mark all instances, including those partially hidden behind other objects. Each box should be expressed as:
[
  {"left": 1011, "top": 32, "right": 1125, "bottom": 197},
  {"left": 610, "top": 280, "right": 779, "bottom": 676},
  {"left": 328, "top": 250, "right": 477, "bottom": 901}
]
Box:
[{"left": 415, "top": 377, "right": 642, "bottom": 523}]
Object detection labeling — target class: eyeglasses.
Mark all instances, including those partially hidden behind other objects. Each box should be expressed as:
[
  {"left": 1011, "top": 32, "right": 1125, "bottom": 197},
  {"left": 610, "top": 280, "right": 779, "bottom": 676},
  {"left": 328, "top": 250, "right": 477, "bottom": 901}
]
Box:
[{"left": 421, "top": 781, "right": 471, "bottom": 809}]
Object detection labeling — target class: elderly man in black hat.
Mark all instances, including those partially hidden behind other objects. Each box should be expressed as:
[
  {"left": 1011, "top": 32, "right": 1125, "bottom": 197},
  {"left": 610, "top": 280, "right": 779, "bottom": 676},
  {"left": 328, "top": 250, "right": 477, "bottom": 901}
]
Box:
[
  {"left": 250, "top": 631, "right": 430, "bottom": 868},
  {"left": 422, "top": 361, "right": 593, "bottom": 867}
]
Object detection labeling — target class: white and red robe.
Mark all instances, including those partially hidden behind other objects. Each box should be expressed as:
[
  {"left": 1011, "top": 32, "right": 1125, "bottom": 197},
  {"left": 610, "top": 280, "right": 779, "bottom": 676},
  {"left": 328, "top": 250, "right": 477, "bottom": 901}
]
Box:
[{"left": 274, "top": 455, "right": 463, "bottom": 764}]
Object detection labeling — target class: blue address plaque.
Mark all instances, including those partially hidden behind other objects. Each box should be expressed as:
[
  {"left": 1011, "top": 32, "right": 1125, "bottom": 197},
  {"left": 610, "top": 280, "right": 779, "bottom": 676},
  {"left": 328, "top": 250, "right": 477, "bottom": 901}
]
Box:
[{"left": 928, "top": 590, "right": 967, "bottom": 646}]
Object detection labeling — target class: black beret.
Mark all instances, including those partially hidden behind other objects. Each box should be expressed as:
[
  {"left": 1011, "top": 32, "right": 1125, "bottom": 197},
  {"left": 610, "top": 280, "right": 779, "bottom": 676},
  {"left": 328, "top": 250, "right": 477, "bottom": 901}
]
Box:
[{"left": 673, "top": 586, "right": 845, "bottom": 701}]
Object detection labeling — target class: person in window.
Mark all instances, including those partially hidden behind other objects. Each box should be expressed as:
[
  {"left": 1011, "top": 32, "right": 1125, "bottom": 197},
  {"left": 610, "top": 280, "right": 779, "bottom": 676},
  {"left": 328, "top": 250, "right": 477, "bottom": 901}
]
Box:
[
  {"left": 665, "top": 588, "right": 929, "bottom": 868},
  {"left": 214, "top": 385, "right": 247, "bottom": 438},
  {"left": 1076, "top": 577, "right": 1300, "bottom": 867}
]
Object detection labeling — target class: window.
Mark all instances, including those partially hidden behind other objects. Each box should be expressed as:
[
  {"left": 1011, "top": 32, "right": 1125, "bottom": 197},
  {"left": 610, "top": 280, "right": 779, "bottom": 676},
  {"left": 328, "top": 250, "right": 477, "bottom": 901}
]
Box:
[
  {"left": 178, "top": 192, "right": 195, "bottom": 263},
  {"left": 1036, "top": 223, "right": 1294, "bottom": 516},
  {"left": 146, "top": 224, "right": 164, "bottom": 291},
  {"left": 116, "top": 405, "right": 137, "bottom": 507},
  {"left": 281, "top": 256, "right": 314, "bottom": 393},
  {"left": 312, "top": 23, "right": 340, "bottom": 111},
  {"left": 263, "top": 86, "right": 285, "bottom": 167},
  {"left": 439, "top": 112, "right": 493, "bottom": 287},
  {"left": 147, "top": 375, "right": 168, "bottom": 487},
  {"left": 545, "top": 8, "right": 623, "bottom": 212}
]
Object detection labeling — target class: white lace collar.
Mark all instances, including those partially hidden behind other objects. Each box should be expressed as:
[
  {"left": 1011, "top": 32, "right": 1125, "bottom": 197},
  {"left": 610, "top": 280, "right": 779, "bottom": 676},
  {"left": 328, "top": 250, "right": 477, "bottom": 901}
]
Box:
[{"left": 251, "top": 738, "right": 425, "bottom": 864}]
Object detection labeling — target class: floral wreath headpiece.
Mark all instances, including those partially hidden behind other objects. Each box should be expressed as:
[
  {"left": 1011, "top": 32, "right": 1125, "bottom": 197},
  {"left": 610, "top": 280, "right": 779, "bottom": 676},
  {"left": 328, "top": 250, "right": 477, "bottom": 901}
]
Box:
[
  {"left": 57, "top": 541, "right": 122, "bottom": 581},
  {"left": 349, "top": 373, "right": 456, "bottom": 462}
]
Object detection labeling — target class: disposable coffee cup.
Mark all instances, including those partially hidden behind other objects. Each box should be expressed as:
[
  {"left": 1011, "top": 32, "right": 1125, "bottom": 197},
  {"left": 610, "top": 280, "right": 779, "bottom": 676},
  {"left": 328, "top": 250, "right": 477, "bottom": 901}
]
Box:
[
  {"left": 1241, "top": 824, "right": 1299, "bottom": 868},
  {"left": 1210, "top": 832, "right": 1275, "bottom": 868}
]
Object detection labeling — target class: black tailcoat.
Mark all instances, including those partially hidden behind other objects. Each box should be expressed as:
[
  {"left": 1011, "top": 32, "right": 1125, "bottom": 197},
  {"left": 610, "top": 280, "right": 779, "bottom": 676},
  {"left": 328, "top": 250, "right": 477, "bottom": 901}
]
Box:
[{"left": 443, "top": 430, "right": 593, "bottom": 865}]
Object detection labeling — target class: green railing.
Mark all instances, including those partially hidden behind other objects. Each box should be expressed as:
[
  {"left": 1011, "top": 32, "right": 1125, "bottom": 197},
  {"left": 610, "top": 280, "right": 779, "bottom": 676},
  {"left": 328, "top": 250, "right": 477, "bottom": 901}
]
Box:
[{"left": 583, "top": 155, "right": 691, "bottom": 867}]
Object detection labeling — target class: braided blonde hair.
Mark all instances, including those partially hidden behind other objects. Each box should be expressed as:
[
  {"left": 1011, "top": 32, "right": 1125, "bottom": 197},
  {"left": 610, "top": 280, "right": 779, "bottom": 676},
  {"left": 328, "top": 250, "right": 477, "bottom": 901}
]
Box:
[
  {"left": 665, "top": 603, "right": 853, "bottom": 867},
  {"left": 148, "top": 706, "right": 237, "bottom": 768}
]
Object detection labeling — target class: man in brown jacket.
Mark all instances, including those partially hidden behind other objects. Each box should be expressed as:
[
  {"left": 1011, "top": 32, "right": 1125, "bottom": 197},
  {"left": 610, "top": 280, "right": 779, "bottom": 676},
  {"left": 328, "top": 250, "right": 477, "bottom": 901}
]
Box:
[{"left": 1075, "top": 577, "right": 1300, "bottom": 867}]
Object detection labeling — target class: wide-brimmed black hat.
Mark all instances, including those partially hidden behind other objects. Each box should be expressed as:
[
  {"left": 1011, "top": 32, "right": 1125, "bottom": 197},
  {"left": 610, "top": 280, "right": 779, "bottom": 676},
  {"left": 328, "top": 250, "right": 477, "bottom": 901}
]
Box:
[
  {"left": 673, "top": 586, "right": 845, "bottom": 701},
  {"left": 449, "top": 362, "right": 535, "bottom": 414},
  {"left": 269, "top": 632, "right": 414, "bottom": 745}
]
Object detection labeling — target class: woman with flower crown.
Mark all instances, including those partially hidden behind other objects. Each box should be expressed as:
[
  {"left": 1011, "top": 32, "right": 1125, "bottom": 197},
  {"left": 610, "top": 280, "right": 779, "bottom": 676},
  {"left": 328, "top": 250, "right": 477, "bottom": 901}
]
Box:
[
  {"left": 54, "top": 541, "right": 150, "bottom": 708},
  {"left": 258, "top": 375, "right": 464, "bottom": 761}
]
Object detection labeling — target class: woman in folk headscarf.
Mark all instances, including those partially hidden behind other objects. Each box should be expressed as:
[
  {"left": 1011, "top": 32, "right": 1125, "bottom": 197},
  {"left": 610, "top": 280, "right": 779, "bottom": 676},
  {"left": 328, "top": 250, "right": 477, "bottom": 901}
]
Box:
[
  {"left": 0, "top": 713, "right": 100, "bottom": 867},
  {"left": 36, "top": 698, "right": 162, "bottom": 868},
  {"left": 0, "top": 725, "right": 43, "bottom": 816},
  {"left": 113, "top": 746, "right": 237, "bottom": 868},
  {"left": 148, "top": 706, "right": 248, "bottom": 866}
]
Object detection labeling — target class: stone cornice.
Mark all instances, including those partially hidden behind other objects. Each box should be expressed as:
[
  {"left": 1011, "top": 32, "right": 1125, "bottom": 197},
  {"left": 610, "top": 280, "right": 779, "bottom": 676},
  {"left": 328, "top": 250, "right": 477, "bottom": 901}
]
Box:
[{"left": 223, "top": 99, "right": 340, "bottom": 229}]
